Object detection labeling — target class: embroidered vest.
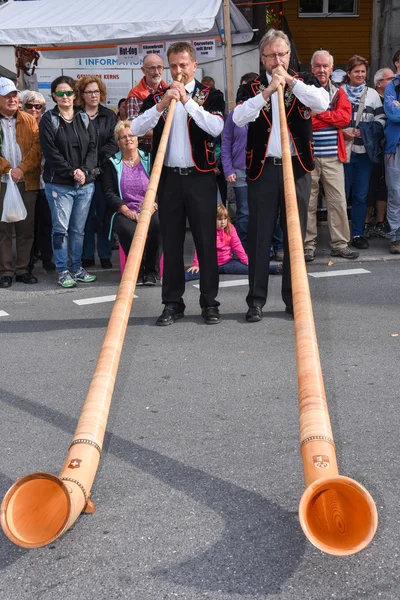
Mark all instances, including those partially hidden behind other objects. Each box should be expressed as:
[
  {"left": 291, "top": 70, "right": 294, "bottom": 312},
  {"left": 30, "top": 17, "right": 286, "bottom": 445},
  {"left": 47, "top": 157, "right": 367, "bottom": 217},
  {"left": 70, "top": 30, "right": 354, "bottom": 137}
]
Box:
[
  {"left": 140, "top": 81, "right": 225, "bottom": 172},
  {"left": 237, "top": 71, "right": 317, "bottom": 180}
]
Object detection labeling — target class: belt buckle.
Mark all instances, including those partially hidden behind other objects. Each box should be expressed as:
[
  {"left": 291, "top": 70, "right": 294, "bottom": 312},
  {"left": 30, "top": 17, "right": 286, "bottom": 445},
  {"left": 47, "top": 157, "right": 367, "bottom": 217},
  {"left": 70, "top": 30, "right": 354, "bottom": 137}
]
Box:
[
  {"left": 178, "top": 167, "right": 189, "bottom": 175},
  {"left": 273, "top": 157, "right": 282, "bottom": 166}
]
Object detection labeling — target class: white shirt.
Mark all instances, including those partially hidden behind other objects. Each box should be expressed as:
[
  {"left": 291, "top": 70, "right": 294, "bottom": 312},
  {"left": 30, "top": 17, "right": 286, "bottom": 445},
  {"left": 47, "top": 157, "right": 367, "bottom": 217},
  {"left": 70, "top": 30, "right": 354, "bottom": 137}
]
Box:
[
  {"left": 131, "top": 79, "right": 224, "bottom": 168},
  {"left": 233, "top": 75, "right": 329, "bottom": 158},
  {"left": 1, "top": 116, "right": 22, "bottom": 182}
]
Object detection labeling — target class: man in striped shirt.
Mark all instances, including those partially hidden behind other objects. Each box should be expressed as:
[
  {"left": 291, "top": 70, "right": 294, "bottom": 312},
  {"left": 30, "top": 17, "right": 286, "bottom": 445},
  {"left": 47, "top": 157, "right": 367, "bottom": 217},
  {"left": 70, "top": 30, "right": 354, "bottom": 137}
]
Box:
[{"left": 304, "top": 51, "right": 359, "bottom": 261}]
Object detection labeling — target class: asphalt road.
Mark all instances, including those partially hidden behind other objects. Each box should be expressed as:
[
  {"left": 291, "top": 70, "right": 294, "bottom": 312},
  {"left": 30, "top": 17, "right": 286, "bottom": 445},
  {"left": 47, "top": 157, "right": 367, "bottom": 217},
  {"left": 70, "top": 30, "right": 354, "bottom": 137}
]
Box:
[{"left": 0, "top": 257, "right": 399, "bottom": 600}]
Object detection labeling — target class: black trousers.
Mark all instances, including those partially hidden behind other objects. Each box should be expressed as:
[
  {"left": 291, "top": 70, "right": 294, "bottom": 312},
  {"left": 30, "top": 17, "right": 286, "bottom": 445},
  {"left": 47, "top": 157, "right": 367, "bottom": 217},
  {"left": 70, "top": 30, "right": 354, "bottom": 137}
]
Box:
[
  {"left": 113, "top": 211, "right": 160, "bottom": 277},
  {"left": 32, "top": 189, "right": 53, "bottom": 262},
  {"left": 158, "top": 168, "right": 219, "bottom": 310},
  {"left": 246, "top": 159, "right": 311, "bottom": 308}
]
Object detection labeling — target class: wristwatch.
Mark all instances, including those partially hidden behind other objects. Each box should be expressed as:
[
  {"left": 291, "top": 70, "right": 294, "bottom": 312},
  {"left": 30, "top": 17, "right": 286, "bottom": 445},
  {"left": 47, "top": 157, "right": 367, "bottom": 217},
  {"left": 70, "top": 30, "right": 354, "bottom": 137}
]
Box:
[{"left": 288, "top": 77, "right": 298, "bottom": 90}]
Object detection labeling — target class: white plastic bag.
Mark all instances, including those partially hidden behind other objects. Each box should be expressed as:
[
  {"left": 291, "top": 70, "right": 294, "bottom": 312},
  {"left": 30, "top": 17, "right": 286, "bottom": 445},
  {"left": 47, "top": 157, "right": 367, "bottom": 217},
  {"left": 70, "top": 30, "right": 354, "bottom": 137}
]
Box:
[{"left": 1, "top": 171, "right": 27, "bottom": 223}]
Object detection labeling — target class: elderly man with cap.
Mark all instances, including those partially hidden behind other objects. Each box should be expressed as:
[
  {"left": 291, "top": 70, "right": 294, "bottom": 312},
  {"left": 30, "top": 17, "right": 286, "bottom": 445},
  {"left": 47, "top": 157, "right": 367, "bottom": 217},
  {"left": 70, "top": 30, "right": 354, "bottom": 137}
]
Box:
[
  {"left": 304, "top": 50, "right": 358, "bottom": 262},
  {"left": 0, "top": 77, "right": 41, "bottom": 288}
]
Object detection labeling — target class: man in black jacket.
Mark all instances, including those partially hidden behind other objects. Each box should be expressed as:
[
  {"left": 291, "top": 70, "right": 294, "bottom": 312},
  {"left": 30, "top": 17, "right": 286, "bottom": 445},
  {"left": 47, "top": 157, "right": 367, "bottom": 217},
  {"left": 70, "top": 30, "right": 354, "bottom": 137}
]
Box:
[
  {"left": 131, "top": 42, "right": 225, "bottom": 326},
  {"left": 233, "top": 29, "right": 329, "bottom": 322}
]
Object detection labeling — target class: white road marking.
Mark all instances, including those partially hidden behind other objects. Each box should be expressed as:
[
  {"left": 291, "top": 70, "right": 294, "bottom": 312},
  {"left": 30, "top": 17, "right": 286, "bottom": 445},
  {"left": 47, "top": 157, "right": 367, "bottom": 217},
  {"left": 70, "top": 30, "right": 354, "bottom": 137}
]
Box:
[
  {"left": 0, "top": 310, "right": 9, "bottom": 317},
  {"left": 193, "top": 279, "right": 248, "bottom": 289},
  {"left": 73, "top": 294, "right": 137, "bottom": 306},
  {"left": 308, "top": 268, "right": 371, "bottom": 278}
]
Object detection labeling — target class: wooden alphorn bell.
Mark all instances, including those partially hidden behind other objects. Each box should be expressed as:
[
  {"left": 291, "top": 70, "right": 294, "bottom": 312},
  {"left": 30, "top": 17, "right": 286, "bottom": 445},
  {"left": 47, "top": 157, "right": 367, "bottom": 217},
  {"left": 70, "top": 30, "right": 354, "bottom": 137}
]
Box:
[
  {"left": 276, "top": 85, "right": 378, "bottom": 555},
  {"left": 0, "top": 78, "right": 182, "bottom": 549}
]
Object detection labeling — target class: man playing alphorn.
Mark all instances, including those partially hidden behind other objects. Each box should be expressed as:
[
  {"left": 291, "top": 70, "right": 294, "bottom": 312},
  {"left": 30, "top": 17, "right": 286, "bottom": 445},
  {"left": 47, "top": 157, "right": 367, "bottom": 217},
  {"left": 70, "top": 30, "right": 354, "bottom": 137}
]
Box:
[
  {"left": 131, "top": 42, "right": 224, "bottom": 325},
  {"left": 233, "top": 29, "right": 329, "bottom": 323}
]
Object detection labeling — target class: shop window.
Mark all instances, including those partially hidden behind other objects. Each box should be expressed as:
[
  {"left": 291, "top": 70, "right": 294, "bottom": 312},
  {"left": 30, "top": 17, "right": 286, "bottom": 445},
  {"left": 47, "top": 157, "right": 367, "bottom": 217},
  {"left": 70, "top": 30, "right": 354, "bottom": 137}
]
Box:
[{"left": 299, "top": 0, "right": 357, "bottom": 16}]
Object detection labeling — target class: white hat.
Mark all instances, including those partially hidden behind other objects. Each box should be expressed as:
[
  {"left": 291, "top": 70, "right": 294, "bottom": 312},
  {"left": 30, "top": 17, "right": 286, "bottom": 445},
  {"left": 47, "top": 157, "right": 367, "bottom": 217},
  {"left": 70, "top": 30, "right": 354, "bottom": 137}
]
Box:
[
  {"left": 0, "top": 77, "right": 19, "bottom": 97},
  {"left": 331, "top": 69, "right": 346, "bottom": 84}
]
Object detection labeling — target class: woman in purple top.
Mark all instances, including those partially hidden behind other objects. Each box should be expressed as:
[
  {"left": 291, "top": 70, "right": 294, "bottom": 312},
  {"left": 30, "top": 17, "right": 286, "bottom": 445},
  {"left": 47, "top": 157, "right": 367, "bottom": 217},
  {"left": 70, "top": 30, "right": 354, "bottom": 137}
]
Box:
[{"left": 102, "top": 121, "right": 160, "bottom": 285}]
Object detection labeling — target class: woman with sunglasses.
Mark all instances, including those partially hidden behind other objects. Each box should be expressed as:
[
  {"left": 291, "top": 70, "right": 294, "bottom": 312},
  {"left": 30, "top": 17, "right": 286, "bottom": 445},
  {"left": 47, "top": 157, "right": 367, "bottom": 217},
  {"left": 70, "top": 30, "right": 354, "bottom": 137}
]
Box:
[
  {"left": 76, "top": 75, "right": 118, "bottom": 269},
  {"left": 22, "top": 91, "right": 55, "bottom": 272},
  {"left": 39, "top": 75, "right": 97, "bottom": 288}
]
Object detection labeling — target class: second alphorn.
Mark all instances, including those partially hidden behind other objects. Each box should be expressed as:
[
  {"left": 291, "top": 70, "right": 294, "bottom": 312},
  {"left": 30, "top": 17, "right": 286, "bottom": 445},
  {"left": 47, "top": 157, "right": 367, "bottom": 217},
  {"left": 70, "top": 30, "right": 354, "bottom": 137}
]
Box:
[
  {"left": 277, "top": 84, "right": 378, "bottom": 555},
  {"left": 0, "top": 79, "right": 182, "bottom": 549}
]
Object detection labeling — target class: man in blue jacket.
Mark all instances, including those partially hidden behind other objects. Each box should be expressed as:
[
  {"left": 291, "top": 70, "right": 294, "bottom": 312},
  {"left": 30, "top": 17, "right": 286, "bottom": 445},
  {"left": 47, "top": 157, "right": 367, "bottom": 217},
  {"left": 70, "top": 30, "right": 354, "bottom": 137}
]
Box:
[{"left": 384, "top": 49, "right": 400, "bottom": 254}]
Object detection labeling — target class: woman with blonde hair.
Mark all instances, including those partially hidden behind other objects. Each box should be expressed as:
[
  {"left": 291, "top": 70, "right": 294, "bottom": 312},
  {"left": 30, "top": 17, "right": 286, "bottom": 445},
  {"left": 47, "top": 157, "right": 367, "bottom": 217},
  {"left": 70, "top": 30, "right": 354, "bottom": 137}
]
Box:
[
  {"left": 102, "top": 121, "right": 160, "bottom": 285},
  {"left": 76, "top": 75, "right": 118, "bottom": 269}
]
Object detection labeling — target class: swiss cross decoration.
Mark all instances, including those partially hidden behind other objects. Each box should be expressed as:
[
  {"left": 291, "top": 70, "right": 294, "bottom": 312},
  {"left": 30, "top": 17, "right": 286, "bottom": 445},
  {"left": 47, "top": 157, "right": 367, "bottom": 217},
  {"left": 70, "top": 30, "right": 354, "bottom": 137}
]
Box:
[{"left": 68, "top": 458, "right": 82, "bottom": 469}]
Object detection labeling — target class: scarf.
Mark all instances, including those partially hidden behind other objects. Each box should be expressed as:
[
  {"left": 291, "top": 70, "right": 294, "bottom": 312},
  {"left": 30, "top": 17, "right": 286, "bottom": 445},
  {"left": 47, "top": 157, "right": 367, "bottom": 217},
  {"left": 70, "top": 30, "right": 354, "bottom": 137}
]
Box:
[
  {"left": 127, "top": 76, "right": 167, "bottom": 101},
  {"left": 344, "top": 82, "right": 366, "bottom": 106}
]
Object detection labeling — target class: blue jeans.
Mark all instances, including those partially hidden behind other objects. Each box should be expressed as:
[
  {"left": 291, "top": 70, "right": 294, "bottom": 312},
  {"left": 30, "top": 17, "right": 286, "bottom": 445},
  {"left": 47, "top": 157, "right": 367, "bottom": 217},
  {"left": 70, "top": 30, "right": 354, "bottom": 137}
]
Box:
[
  {"left": 233, "top": 185, "right": 249, "bottom": 250},
  {"left": 82, "top": 180, "right": 113, "bottom": 260},
  {"left": 344, "top": 152, "right": 373, "bottom": 237},
  {"left": 45, "top": 182, "right": 94, "bottom": 273}
]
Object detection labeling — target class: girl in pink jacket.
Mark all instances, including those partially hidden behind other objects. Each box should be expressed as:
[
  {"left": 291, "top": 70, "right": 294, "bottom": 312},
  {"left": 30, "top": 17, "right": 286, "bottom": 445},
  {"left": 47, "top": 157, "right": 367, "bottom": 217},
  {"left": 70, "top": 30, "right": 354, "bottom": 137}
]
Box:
[{"left": 186, "top": 204, "right": 281, "bottom": 281}]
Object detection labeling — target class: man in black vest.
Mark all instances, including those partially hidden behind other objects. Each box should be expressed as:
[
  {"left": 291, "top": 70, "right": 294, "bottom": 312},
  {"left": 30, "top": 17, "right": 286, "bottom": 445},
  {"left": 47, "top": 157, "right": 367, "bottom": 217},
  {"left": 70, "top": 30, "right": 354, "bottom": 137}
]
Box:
[
  {"left": 233, "top": 29, "right": 329, "bottom": 322},
  {"left": 131, "top": 42, "right": 225, "bottom": 326}
]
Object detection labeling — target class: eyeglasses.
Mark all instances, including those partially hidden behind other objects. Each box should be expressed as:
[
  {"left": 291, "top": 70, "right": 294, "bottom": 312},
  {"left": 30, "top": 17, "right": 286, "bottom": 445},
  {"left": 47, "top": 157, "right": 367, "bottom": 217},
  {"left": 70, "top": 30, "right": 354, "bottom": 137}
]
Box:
[
  {"left": 119, "top": 134, "right": 136, "bottom": 141},
  {"left": 262, "top": 50, "right": 290, "bottom": 60},
  {"left": 83, "top": 90, "right": 100, "bottom": 95},
  {"left": 55, "top": 91, "right": 74, "bottom": 97},
  {"left": 143, "top": 66, "right": 163, "bottom": 72},
  {"left": 25, "top": 103, "right": 43, "bottom": 110},
  {"left": 378, "top": 77, "right": 395, "bottom": 82}
]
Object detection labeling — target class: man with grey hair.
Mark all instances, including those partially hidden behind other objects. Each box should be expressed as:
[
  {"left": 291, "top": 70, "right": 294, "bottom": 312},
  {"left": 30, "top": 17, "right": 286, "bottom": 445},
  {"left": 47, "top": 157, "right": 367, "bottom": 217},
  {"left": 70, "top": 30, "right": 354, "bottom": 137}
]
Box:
[
  {"left": 233, "top": 29, "right": 329, "bottom": 322},
  {"left": 126, "top": 53, "right": 167, "bottom": 151},
  {"left": 304, "top": 50, "right": 358, "bottom": 262}
]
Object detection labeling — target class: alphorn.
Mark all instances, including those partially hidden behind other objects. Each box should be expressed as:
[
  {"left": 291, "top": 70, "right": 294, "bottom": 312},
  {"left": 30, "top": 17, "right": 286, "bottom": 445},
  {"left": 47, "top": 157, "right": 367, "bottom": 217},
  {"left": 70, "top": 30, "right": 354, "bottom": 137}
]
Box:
[
  {"left": 277, "top": 85, "right": 378, "bottom": 555},
  {"left": 0, "top": 80, "right": 182, "bottom": 549}
]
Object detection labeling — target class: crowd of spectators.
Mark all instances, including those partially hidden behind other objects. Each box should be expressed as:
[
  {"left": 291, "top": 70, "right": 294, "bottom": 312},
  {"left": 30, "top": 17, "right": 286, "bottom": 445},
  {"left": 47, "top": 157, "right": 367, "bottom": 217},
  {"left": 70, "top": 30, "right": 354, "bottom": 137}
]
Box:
[{"left": 0, "top": 42, "right": 399, "bottom": 299}]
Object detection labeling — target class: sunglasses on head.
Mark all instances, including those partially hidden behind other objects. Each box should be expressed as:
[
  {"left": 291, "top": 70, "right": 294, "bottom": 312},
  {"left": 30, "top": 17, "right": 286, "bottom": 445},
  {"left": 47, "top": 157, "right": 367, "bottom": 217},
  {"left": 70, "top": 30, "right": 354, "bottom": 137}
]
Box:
[
  {"left": 55, "top": 91, "right": 74, "bottom": 97},
  {"left": 26, "top": 103, "right": 43, "bottom": 110}
]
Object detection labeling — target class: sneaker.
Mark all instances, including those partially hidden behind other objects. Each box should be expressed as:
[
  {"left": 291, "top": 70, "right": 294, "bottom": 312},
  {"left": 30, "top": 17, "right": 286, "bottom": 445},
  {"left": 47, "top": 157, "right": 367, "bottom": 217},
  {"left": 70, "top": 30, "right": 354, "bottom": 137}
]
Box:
[
  {"left": 371, "top": 222, "right": 387, "bottom": 239},
  {"left": 330, "top": 245, "right": 359, "bottom": 259},
  {"left": 389, "top": 241, "right": 400, "bottom": 254},
  {"left": 58, "top": 270, "right": 77, "bottom": 288},
  {"left": 71, "top": 267, "right": 97, "bottom": 283},
  {"left": 100, "top": 258, "right": 113, "bottom": 269},
  {"left": 144, "top": 274, "right": 157, "bottom": 286},
  {"left": 351, "top": 236, "right": 369, "bottom": 250},
  {"left": 136, "top": 275, "right": 144, "bottom": 286},
  {"left": 363, "top": 224, "right": 372, "bottom": 239},
  {"left": 304, "top": 248, "right": 315, "bottom": 262}
]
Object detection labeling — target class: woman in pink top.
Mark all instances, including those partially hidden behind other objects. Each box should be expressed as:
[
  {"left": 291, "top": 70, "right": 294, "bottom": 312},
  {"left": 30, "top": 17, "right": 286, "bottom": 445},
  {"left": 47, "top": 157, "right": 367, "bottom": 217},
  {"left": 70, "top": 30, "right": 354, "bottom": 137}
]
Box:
[{"left": 186, "top": 204, "right": 281, "bottom": 281}]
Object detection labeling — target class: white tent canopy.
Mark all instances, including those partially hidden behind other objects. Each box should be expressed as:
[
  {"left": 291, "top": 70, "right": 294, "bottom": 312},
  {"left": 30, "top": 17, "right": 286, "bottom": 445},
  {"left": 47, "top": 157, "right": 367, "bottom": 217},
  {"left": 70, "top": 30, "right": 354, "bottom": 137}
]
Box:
[{"left": 0, "top": 0, "right": 253, "bottom": 57}]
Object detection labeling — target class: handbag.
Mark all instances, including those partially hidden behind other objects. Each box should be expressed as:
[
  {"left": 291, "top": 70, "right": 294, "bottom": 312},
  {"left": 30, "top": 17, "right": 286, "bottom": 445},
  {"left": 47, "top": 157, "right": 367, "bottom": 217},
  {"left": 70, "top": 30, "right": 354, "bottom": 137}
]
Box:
[
  {"left": 1, "top": 171, "right": 28, "bottom": 223},
  {"left": 344, "top": 87, "right": 367, "bottom": 163}
]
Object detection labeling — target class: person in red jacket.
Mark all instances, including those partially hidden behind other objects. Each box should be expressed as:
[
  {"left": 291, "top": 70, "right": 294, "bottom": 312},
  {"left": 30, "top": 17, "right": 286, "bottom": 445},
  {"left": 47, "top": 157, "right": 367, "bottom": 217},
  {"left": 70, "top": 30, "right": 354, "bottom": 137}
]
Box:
[{"left": 304, "top": 50, "right": 359, "bottom": 261}]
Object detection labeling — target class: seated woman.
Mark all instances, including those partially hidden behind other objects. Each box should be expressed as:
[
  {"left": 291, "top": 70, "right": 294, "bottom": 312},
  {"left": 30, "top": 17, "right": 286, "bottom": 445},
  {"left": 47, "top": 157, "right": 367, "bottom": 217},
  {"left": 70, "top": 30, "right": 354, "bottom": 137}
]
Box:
[{"left": 102, "top": 121, "right": 160, "bottom": 285}]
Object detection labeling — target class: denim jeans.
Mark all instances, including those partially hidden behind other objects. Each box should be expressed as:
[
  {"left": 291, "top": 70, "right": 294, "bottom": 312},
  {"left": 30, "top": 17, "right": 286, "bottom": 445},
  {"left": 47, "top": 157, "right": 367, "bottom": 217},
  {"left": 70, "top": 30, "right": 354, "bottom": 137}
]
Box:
[
  {"left": 233, "top": 185, "right": 249, "bottom": 250},
  {"left": 344, "top": 152, "right": 373, "bottom": 237},
  {"left": 83, "top": 180, "right": 113, "bottom": 260},
  {"left": 185, "top": 259, "right": 248, "bottom": 281},
  {"left": 45, "top": 182, "right": 94, "bottom": 273},
  {"left": 385, "top": 150, "right": 400, "bottom": 242}
]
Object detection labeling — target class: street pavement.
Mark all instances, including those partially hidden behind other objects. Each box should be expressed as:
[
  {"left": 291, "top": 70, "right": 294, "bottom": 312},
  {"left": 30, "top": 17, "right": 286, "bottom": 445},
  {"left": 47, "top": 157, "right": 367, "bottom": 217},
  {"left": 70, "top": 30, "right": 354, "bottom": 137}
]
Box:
[{"left": 0, "top": 225, "right": 399, "bottom": 600}]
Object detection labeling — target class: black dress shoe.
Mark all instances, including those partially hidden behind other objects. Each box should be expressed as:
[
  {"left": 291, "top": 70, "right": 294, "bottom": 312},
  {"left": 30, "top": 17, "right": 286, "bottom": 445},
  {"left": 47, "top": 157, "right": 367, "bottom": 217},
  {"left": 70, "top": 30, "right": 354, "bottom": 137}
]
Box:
[
  {"left": 246, "top": 306, "right": 263, "bottom": 323},
  {"left": 201, "top": 306, "right": 221, "bottom": 325},
  {"left": 42, "top": 260, "right": 56, "bottom": 271},
  {"left": 82, "top": 258, "right": 95, "bottom": 268},
  {"left": 156, "top": 306, "right": 185, "bottom": 326},
  {"left": 351, "top": 236, "right": 369, "bottom": 250},
  {"left": 285, "top": 304, "right": 294, "bottom": 317},
  {"left": 15, "top": 272, "right": 38, "bottom": 284},
  {"left": 100, "top": 258, "right": 113, "bottom": 269},
  {"left": 0, "top": 276, "right": 12, "bottom": 288}
]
